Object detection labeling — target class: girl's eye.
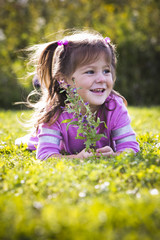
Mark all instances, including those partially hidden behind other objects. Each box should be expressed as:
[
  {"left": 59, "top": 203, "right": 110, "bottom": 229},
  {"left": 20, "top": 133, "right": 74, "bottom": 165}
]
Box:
[
  {"left": 85, "top": 70, "right": 94, "bottom": 74},
  {"left": 104, "top": 69, "right": 110, "bottom": 74}
]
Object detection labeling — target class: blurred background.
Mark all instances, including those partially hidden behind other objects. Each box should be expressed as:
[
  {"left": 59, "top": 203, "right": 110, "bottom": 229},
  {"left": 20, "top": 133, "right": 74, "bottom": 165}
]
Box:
[{"left": 0, "top": 0, "right": 159, "bottom": 109}]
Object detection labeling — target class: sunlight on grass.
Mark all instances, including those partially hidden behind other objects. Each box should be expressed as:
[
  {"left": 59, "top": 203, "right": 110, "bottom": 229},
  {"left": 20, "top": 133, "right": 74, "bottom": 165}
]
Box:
[
  {"left": 128, "top": 106, "right": 160, "bottom": 134},
  {"left": 0, "top": 107, "right": 160, "bottom": 239}
]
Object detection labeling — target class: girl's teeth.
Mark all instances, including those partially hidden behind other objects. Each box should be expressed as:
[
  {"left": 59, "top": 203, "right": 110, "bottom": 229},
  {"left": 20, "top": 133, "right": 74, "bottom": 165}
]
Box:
[{"left": 91, "top": 89, "right": 104, "bottom": 92}]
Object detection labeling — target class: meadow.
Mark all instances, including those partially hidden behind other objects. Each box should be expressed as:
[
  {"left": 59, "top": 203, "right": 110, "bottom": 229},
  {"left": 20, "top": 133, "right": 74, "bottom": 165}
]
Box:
[{"left": 0, "top": 107, "right": 160, "bottom": 240}]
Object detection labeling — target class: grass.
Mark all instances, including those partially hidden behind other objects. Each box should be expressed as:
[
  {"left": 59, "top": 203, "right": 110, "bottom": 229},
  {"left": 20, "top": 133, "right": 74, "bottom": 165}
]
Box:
[{"left": 0, "top": 107, "right": 160, "bottom": 240}]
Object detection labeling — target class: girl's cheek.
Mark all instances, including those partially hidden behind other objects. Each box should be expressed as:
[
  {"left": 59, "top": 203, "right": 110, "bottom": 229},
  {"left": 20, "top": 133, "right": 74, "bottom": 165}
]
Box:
[{"left": 109, "top": 78, "right": 114, "bottom": 86}]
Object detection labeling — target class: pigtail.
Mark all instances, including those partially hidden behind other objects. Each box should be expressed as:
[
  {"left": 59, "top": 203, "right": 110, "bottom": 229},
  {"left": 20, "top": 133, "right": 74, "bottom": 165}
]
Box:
[
  {"left": 33, "top": 41, "right": 68, "bottom": 127},
  {"left": 37, "top": 41, "right": 58, "bottom": 94}
]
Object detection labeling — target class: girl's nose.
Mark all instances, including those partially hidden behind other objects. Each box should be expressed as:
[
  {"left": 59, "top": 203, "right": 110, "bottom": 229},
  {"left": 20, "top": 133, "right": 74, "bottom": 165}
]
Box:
[{"left": 95, "top": 72, "right": 106, "bottom": 83}]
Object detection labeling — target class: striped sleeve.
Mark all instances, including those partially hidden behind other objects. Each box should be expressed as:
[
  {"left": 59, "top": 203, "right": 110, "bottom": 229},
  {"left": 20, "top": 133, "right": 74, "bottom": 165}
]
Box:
[
  {"left": 111, "top": 124, "right": 139, "bottom": 153},
  {"left": 36, "top": 125, "right": 62, "bottom": 160},
  {"left": 108, "top": 95, "right": 140, "bottom": 153}
]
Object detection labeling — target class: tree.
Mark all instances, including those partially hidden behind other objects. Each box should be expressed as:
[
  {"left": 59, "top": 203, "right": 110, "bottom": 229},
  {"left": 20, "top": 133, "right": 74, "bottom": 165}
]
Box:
[{"left": 0, "top": 0, "right": 159, "bottom": 107}]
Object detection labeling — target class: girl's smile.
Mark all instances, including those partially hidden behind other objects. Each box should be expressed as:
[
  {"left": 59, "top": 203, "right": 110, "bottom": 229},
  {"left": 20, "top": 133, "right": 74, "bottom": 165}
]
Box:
[
  {"left": 90, "top": 88, "right": 106, "bottom": 95},
  {"left": 68, "top": 53, "right": 113, "bottom": 113}
]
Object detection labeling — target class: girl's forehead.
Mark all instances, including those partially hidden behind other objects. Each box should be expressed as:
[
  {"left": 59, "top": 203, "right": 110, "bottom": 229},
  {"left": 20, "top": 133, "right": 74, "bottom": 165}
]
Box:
[
  {"left": 78, "top": 52, "right": 111, "bottom": 68},
  {"left": 79, "top": 54, "right": 110, "bottom": 68},
  {"left": 62, "top": 42, "right": 112, "bottom": 77}
]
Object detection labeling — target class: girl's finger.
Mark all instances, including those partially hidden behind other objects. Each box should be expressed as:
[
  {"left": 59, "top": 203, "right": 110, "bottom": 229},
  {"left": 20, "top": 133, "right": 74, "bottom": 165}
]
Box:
[{"left": 96, "top": 146, "right": 112, "bottom": 153}]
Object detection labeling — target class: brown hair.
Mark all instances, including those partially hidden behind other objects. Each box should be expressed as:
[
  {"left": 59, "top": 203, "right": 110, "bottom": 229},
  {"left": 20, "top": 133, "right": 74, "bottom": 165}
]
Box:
[{"left": 26, "top": 30, "right": 126, "bottom": 130}]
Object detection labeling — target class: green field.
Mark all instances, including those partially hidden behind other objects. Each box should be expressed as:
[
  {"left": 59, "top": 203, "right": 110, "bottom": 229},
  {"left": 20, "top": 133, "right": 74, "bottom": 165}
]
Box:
[{"left": 0, "top": 107, "right": 160, "bottom": 240}]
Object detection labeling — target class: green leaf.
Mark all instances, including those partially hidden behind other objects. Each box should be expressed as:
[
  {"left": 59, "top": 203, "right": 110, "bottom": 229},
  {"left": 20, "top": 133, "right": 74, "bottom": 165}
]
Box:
[
  {"left": 61, "top": 119, "right": 73, "bottom": 124},
  {"left": 103, "top": 121, "right": 108, "bottom": 129},
  {"left": 75, "top": 135, "right": 86, "bottom": 140},
  {"left": 66, "top": 120, "right": 78, "bottom": 130}
]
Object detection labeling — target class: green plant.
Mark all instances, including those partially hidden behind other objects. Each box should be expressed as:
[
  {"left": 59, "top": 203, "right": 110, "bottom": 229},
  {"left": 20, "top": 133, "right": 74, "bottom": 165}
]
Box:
[
  {"left": 61, "top": 79, "right": 107, "bottom": 152},
  {"left": 0, "top": 108, "right": 160, "bottom": 240}
]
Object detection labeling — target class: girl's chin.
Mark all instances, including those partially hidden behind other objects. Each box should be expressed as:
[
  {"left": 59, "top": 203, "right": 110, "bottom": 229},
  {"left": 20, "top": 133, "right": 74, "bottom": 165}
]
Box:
[{"left": 88, "top": 102, "right": 106, "bottom": 113}]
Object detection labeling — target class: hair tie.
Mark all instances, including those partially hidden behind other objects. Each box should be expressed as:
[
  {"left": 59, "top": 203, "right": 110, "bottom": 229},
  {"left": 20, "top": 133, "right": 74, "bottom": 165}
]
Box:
[
  {"left": 105, "top": 37, "right": 111, "bottom": 44},
  {"left": 57, "top": 39, "right": 69, "bottom": 46}
]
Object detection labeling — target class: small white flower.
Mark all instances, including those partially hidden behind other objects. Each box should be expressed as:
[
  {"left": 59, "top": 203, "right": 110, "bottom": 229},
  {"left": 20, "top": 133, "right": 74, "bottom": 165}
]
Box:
[
  {"left": 126, "top": 189, "right": 135, "bottom": 194},
  {"left": 33, "top": 201, "right": 43, "bottom": 209},
  {"left": 14, "top": 175, "right": 19, "bottom": 180},
  {"left": 95, "top": 184, "right": 100, "bottom": 189},
  {"left": 79, "top": 192, "right": 86, "bottom": 198},
  {"left": 156, "top": 143, "right": 160, "bottom": 148},
  {"left": 150, "top": 188, "right": 159, "bottom": 195},
  {"left": 100, "top": 182, "right": 110, "bottom": 190},
  {"left": 126, "top": 188, "right": 138, "bottom": 195},
  {"left": 136, "top": 193, "right": 141, "bottom": 199}
]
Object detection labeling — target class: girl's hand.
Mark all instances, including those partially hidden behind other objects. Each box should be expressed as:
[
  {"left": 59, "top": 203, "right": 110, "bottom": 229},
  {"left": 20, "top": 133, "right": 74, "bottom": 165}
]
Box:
[
  {"left": 96, "top": 146, "right": 115, "bottom": 156},
  {"left": 68, "top": 146, "right": 116, "bottom": 159},
  {"left": 76, "top": 149, "right": 93, "bottom": 159}
]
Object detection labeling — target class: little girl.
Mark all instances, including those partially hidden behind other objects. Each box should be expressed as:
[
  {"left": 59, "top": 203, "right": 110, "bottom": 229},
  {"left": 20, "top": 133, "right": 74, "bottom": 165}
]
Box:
[{"left": 16, "top": 30, "right": 139, "bottom": 160}]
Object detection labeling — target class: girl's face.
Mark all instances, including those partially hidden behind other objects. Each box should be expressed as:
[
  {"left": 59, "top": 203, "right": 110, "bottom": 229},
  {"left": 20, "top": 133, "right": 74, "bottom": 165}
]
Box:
[{"left": 67, "top": 53, "right": 114, "bottom": 113}]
